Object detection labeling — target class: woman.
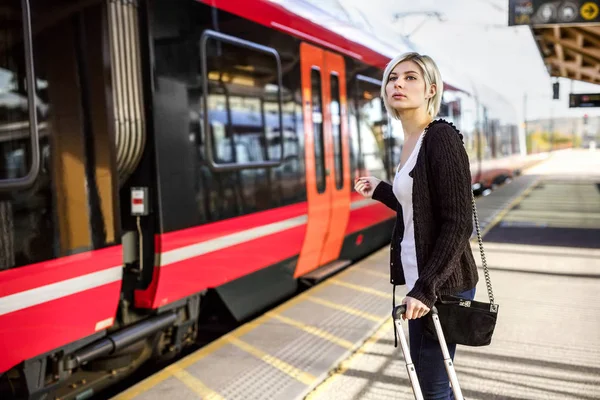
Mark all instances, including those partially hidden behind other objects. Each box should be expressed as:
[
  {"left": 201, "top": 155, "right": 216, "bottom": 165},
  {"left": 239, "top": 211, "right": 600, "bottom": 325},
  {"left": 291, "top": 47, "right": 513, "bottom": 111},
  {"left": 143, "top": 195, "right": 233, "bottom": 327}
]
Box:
[{"left": 354, "top": 52, "right": 479, "bottom": 399}]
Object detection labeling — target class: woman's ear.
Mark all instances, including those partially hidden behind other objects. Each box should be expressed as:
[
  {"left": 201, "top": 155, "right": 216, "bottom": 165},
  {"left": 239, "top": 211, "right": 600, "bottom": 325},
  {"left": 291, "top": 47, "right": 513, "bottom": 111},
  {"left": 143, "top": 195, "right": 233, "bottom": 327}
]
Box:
[{"left": 427, "top": 83, "right": 437, "bottom": 99}]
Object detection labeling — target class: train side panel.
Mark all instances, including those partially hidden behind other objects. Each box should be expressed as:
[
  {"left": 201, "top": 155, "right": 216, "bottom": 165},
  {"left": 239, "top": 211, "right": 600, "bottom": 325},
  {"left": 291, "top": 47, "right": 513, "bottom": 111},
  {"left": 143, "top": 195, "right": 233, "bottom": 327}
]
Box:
[
  {"left": 0, "top": 248, "right": 122, "bottom": 373},
  {"left": 0, "top": 0, "right": 122, "bottom": 377}
]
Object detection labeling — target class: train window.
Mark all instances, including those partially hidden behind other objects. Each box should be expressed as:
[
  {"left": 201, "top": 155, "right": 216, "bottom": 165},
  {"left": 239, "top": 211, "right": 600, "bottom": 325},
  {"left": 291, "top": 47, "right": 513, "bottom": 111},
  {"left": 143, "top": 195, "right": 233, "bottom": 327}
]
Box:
[
  {"left": 202, "top": 32, "right": 283, "bottom": 170},
  {"left": 0, "top": 0, "right": 56, "bottom": 270},
  {"left": 348, "top": 90, "right": 360, "bottom": 186},
  {"left": 451, "top": 91, "right": 478, "bottom": 161},
  {"left": 354, "top": 77, "right": 387, "bottom": 181},
  {"left": 311, "top": 68, "right": 326, "bottom": 194},
  {"left": 438, "top": 102, "right": 450, "bottom": 118},
  {"left": 0, "top": 1, "right": 116, "bottom": 269},
  {"left": 330, "top": 73, "right": 343, "bottom": 190},
  {"left": 490, "top": 119, "right": 499, "bottom": 158},
  {"left": 388, "top": 118, "right": 403, "bottom": 174}
]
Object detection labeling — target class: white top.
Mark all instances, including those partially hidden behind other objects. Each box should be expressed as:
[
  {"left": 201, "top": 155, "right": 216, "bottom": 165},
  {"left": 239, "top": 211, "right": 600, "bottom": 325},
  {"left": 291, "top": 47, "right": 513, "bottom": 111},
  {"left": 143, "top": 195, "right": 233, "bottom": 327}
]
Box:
[{"left": 392, "top": 133, "right": 424, "bottom": 292}]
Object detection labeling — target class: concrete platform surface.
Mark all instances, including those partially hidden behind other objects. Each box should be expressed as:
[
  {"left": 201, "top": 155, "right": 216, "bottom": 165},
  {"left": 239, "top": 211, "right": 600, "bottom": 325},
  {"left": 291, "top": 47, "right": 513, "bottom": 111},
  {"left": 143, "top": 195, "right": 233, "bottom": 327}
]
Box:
[{"left": 305, "top": 242, "right": 600, "bottom": 400}]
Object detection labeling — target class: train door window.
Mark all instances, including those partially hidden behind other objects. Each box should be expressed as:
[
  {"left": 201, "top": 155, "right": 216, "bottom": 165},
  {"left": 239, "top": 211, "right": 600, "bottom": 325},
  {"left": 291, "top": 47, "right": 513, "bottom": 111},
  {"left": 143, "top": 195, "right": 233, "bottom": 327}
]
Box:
[
  {"left": 0, "top": 1, "right": 117, "bottom": 270},
  {"left": 311, "top": 68, "right": 326, "bottom": 194},
  {"left": 330, "top": 73, "right": 343, "bottom": 190}
]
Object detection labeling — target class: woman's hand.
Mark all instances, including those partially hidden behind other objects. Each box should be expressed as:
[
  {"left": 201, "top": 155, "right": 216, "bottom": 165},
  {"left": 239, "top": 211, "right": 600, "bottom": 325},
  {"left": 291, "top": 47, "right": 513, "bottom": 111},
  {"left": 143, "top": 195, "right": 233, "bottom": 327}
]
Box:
[
  {"left": 354, "top": 176, "right": 381, "bottom": 198},
  {"left": 401, "top": 296, "right": 430, "bottom": 320}
]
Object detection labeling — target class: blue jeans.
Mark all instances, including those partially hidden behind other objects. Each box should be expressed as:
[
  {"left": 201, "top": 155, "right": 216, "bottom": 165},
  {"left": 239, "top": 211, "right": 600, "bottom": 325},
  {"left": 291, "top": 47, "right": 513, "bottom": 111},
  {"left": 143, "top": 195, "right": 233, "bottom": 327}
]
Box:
[{"left": 408, "top": 288, "right": 476, "bottom": 400}]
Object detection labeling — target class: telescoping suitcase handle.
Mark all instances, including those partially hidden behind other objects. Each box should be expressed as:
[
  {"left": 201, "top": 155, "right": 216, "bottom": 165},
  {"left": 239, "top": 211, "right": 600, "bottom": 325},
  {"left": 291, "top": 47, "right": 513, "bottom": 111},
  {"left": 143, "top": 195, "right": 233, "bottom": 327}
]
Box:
[{"left": 393, "top": 305, "right": 464, "bottom": 400}]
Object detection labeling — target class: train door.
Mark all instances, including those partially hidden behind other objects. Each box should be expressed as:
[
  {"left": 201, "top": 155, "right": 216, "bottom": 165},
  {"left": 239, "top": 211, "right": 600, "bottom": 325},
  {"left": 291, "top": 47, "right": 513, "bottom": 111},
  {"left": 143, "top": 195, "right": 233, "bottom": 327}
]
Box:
[{"left": 295, "top": 42, "right": 351, "bottom": 279}]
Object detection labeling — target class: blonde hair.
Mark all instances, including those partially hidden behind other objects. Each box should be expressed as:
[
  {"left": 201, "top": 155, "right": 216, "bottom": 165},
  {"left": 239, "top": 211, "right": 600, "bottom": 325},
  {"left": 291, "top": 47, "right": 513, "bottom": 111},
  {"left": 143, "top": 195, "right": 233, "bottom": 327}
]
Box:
[{"left": 380, "top": 52, "right": 444, "bottom": 120}]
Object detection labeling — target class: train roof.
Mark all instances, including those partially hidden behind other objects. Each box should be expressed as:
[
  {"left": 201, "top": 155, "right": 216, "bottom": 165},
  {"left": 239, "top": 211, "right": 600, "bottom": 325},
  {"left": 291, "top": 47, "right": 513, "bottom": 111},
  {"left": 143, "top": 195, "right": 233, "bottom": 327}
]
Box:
[
  {"left": 201, "top": 0, "right": 469, "bottom": 92},
  {"left": 201, "top": 0, "right": 391, "bottom": 67}
]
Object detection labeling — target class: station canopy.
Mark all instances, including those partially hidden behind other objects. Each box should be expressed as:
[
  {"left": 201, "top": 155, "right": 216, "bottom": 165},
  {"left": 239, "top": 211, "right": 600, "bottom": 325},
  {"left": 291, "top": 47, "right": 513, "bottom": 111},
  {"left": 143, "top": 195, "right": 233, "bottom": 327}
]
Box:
[
  {"left": 533, "top": 24, "right": 600, "bottom": 84},
  {"left": 509, "top": 0, "right": 600, "bottom": 84}
]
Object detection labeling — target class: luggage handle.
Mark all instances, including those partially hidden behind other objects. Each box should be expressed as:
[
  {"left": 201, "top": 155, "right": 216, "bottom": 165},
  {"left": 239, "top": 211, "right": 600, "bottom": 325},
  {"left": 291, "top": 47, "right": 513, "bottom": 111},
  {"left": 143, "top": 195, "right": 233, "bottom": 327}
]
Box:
[
  {"left": 392, "top": 304, "right": 464, "bottom": 400},
  {"left": 393, "top": 304, "right": 439, "bottom": 320}
]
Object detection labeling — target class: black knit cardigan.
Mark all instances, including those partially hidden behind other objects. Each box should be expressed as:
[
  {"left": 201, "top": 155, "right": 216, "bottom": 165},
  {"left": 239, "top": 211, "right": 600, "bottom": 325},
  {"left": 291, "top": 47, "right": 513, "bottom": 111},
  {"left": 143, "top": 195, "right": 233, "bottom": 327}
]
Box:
[{"left": 372, "top": 119, "right": 479, "bottom": 309}]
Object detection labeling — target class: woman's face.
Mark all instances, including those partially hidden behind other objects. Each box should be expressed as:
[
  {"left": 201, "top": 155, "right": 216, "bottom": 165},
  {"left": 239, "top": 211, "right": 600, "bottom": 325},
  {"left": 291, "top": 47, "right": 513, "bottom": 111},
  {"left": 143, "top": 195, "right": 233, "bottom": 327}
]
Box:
[{"left": 385, "top": 60, "right": 435, "bottom": 114}]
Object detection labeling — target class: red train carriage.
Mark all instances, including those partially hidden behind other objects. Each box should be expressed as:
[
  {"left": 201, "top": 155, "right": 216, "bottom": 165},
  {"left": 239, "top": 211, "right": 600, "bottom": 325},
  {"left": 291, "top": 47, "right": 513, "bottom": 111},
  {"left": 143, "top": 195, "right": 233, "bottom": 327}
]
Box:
[{"left": 0, "top": 1, "right": 529, "bottom": 399}]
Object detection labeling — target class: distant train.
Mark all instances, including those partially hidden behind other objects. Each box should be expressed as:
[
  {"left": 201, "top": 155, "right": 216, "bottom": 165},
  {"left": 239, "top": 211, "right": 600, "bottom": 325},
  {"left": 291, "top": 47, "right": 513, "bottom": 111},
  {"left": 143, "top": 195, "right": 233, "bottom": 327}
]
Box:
[{"left": 0, "top": 1, "right": 542, "bottom": 399}]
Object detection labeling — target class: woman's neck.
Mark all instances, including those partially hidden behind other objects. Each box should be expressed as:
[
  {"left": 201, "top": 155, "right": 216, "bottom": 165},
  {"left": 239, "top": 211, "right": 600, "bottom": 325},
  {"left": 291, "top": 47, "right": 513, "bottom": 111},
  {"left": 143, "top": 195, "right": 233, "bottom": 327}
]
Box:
[{"left": 398, "top": 108, "right": 433, "bottom": 140}]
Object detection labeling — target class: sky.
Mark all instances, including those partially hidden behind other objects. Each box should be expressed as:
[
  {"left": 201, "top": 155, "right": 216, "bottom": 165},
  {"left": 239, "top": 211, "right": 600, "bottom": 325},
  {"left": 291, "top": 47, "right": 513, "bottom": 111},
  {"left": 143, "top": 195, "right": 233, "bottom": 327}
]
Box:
[{"left": 293, "top": 0, "right": 600, "bottom": 122}]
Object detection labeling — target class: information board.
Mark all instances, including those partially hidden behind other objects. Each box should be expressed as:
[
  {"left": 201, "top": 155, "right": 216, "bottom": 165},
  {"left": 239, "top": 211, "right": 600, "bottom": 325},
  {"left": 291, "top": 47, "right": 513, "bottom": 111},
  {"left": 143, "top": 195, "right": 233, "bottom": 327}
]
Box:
[
  {"left": 569, "top": 93, "right": 600, "bottom": 107},
  {"left": 509, "top": 0, "right": 600, "bottom": 26}
]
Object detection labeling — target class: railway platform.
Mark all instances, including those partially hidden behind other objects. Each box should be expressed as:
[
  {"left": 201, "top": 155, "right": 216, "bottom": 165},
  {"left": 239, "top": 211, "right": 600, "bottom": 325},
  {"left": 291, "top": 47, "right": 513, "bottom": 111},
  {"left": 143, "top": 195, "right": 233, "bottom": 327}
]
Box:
[
  {"left": 111, "top": 149, "right": 600, "bottom": 400},
  {"left": 307, "top": 148, "right": 600, "bottom": 400}
]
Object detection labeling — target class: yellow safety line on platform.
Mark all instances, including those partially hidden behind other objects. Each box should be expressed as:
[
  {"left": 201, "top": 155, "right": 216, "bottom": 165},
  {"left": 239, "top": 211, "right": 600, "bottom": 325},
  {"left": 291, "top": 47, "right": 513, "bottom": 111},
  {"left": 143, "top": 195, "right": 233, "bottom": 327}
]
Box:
[
  {"left": 111, "top": 369, "right": 173, "bottom": 400},
  {"left": 328, "top": 278, "right": 391, "bottom": 298},
  {"left": 168, "top": 364, "right": 225, "bottom": 400},
  {"left": 112, "top": 258, "right": 392, "bottom": 398},
  {"left": 352, "top": 267, "right": 389, "bottom": 279},
  {"left": 305, "top": 296, "right": 382, "bottom": 322},
  {"left": 474, "top": 177, "right": 541, "bottom": 241},
  {"left": 305, "top": 318, "right": 394, "bottom": 399},
  {"left": 228, "top": 337, "right": 317, "bottom": 385},
  {"left": 266, "top": 312, "right": 354, "bottom": 349}
]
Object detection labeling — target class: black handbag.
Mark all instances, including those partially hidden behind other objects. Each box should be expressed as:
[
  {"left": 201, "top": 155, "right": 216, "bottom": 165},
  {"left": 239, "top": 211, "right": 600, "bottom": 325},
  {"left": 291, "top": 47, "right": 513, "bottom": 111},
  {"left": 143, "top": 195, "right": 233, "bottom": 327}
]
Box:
[{"left": 423, "top": 191, "right": 499, "bottom": 346}]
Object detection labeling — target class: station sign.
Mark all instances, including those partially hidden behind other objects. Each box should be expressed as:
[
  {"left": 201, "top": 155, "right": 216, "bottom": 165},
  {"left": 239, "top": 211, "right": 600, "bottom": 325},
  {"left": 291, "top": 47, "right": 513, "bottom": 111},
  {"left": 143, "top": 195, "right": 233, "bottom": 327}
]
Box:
[
  {"left": 569, "top": 93, "right": 600, "bottom": 107},
  {"left": 509, "top": 0, "right": 600, "bottom": 26}
]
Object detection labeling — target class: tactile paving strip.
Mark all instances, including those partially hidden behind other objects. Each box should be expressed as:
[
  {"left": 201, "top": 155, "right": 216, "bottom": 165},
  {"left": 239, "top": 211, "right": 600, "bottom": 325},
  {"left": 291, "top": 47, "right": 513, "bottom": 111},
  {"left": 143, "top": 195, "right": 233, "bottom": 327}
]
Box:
[
  {"left": 341, "top": 267, "right": 389, "bottom": 288},
  {"left": 187, "top": 343, "right": 307, "bottom": 400},
  {"left": 241, "top": 320, "right": 347, "bottom": 377},
  {"left": 137, "top": 376, "right": 199, "bottom": 400},
  {"left": 278, "top": 299, "right": 377, "bottom": 344},
  {"left": 310, "top": 284, "right": 390, "bottom": 319}
]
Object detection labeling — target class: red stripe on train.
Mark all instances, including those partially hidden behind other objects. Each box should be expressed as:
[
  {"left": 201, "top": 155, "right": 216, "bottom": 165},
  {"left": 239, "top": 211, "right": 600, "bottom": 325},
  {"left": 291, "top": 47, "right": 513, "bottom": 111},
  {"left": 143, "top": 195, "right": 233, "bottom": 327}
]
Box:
[
  {"left": 136, "top": 200, "right": 391, "bottom": 309},
  {"left": 0, "top": 246, "right": 121, "bottom": 298},
  {"left": 0, "top": 281, "right": 120, "bottom": 373},
  {"left": 159, "top": 201, "right": 308, "bottom": 252},
  {"left": 135, "top": 225, "right": 307, "bottom": 308}
]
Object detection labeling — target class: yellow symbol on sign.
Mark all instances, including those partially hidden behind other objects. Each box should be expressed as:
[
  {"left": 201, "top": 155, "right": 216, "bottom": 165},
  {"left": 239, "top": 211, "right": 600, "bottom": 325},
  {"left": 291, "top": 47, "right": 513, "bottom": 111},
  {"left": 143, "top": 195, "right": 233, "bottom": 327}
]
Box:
[{"left": 581, "top": 2, "right": 599, "bottom": 20}]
